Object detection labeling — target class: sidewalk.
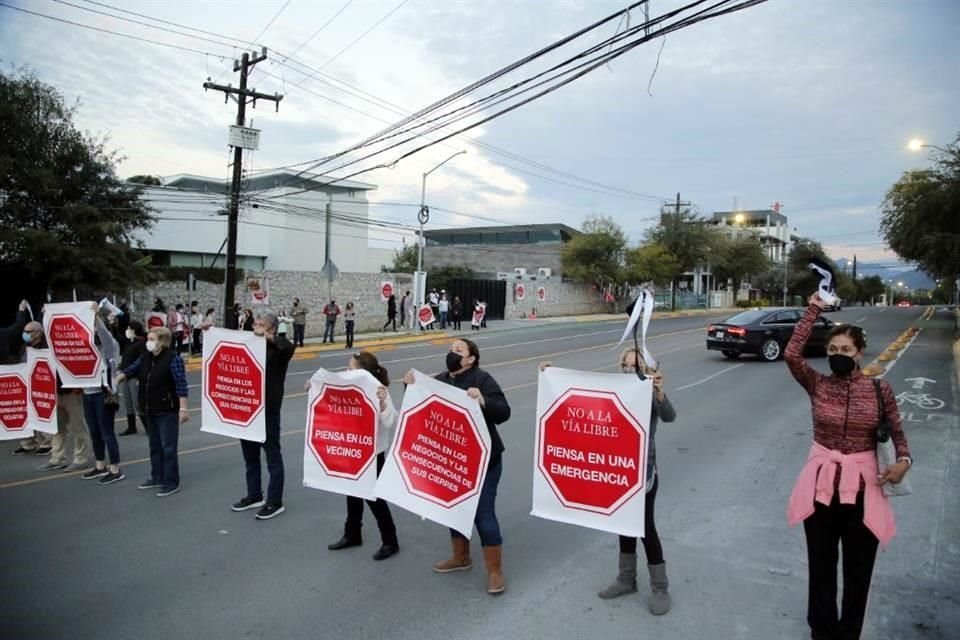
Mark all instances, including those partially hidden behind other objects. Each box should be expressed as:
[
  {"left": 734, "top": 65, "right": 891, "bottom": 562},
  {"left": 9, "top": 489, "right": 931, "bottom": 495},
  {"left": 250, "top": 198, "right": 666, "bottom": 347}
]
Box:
[{"left": 182, "top": 307, "right": 736, "bottom": 370}]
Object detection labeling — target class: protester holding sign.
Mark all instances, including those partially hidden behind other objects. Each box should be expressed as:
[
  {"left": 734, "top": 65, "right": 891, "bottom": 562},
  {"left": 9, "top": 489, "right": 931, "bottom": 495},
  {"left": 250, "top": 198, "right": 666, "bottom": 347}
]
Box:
[
  {"left": 327, "top": 352, "right": 400, "bottom": 560},
  {"left": 118, "top": 320, "right": 147, "bottom": 436},
  {"left": 116, "top": 326, "right": 189, "bottom": 496},
  {"left": 79, "top": 312, "right": 124, "bottom": 485},
  {"left": 14, "top": 320, "right": 53, "bottom": 457},
  {"left": 402, "top": 338, "right": 511, "bottom": 595},
  {"left": 786, "top": 293, "right": 911, "bottom": 640},
  {"left": 541, "top": 349, "right": 676, "bottom": 614},
  {"left": 230, "top": 312, "right": 294, "bottom": 520}
]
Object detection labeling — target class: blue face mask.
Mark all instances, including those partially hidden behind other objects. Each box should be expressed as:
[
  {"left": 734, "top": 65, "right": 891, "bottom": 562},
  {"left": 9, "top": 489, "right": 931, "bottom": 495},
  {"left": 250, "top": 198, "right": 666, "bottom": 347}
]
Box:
[{"left": 22, "top": 332, "right": 33, "bottom": 344}]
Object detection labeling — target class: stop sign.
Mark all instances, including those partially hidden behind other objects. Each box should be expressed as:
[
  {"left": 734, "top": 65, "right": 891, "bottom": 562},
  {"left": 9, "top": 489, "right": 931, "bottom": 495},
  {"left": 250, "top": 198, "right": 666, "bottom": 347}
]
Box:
[
  {"left": 516, "top": 284, "right": 526, "bottom": 301},
  {"left": 29, "top": 359, "right": 57, "bottom": 422},
  {"left": 393, "top": 394, "right": 489, "bottom": 508},
  {"left": 381, "top": 282, "right": 394, "bottom": 300},
  {"left": 204, "top": 342, "right": 265, "bottom": 426},
  {"left": 538, "top": 389, "right": 645, "bottom": 515},
  {"left": 0, "top": 373, "right": 29, "bottom": 431},
  {"left": 308, "top": 384, "right": 378, "bottom": 479},
  {"left": 418, "top": 305, "right": 434, "bottom": 325},
  {"left": 47, "top": 315, "right": 101, "bottom": 378}
]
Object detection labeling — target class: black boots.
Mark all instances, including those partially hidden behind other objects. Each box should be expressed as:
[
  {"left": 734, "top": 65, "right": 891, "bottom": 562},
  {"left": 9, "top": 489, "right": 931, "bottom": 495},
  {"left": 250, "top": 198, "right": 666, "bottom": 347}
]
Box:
[{"left": 119, "top": 413, "right": 137, "bottom": 436}]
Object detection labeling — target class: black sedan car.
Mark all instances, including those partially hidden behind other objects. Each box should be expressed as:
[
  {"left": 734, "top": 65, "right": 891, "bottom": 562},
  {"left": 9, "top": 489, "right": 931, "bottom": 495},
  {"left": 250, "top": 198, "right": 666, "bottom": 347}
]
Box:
[{"left": 705, "top": 308, "right": 836, "bottom": 361}]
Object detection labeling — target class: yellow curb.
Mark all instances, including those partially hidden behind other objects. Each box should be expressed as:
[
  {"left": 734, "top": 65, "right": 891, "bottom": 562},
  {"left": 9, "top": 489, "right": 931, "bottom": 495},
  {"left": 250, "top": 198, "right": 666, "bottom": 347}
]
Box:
[
  {"left": 878, "top": 351, "right": 896, "bottom": 362},
  {"left": 887, "top": 343, "right": 904, "bottom": 352},
  {"left": 862, "top": 363, "right": 885, "bottom": 377}
]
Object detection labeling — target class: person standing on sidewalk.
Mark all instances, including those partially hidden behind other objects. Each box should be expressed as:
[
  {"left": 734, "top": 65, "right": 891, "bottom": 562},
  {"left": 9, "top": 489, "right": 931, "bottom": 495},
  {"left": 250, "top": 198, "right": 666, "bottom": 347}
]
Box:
[
  {"left": 117, "top": 320, "right": 148, "bottom": 436},
  {"left": 231, "top": 311, "right": 295, "bottom": 520},
  {"left": 438, "top": 292, "right": 450, "bottom": 330},
  {"left": 382, "top": 294, "right": 397, "bottom": 332},
  {"left": 190, "top": 303, "right": 204, "bottom": 355},
  {"left": 344, "top": 302, "right": 356, "bottom": 349},
  {"left": 399, "top": 291, "right": 410, "bottom": 329},
  {"left": 786, "top": 292, "right": 911, "bottom": 640},
  {"left": 403, "top": 338, "right": 511, "bottom": 595},
  {"left": 322, "top": 299, "right": 341, "bottom": 344},
  {"left": 8, "top": 301, "right": 52, "bottom": 456},
  {"left": 79, "top": 312, "right": 125, "bottom": 486},
  {"left": 115, "top": 326, "right": 189, "bottom": 496},
  {"left": 291, "top": 298, "right": 307, "bottom": 347},
  {"left": 540, "top": 351, "right": 676, "bottom": 615},
  {"left": 328, "top": 351, "right": 400, "bottom": 560},
  {"left": 452, "top": 296, "right": 463, "bottom": 331}
]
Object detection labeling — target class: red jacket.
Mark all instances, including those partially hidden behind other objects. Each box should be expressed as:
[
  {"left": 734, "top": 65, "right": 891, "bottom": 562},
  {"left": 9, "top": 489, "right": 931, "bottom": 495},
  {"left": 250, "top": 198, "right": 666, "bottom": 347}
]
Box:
[{"left": 785, "top": 305, "right": 909, "bottom": 460}]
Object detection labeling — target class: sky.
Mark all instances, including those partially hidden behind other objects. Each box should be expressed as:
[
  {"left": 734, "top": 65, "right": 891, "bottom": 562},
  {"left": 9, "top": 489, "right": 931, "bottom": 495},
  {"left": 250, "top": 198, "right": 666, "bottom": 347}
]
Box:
[{"left": 3, "top": 0, "right": 959, "bottom": 267}]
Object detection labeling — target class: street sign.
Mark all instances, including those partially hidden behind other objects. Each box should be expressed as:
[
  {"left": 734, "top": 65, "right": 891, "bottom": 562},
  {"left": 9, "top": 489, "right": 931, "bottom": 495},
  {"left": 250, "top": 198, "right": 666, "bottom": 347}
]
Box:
[
  {"left": 307, "top": 384, "right": 378, "bottom": 480},
  {"left": 0, "top": 366, "right": 29, "bottom": 437},
  {"left": 320, "top": 259, "right": 339, "bottom": 281},
  {"left": 228, "top": 125, "right": 260, "bottom": 150}
]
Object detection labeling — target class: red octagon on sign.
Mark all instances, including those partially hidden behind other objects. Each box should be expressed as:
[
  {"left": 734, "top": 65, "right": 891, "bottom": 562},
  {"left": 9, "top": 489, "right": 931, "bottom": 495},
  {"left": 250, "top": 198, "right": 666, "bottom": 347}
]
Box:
[
  {"left": 382, "top": 282, "right": 394, "bottom": 300},
  {"left": 537, "top": 287, "right": 547, "bottom": 302},
  {"left": 0, "top": 373, "right": 29, "bottom": 431},
  {"left": 538, "top": 389, "right": 645, "bottom": 515},
  {"left": 47, "top": 315, "right": 101, "bottom": 378},
  {"left": 516, "top": 284, "right": 526, "bottom": 300},
  {"left": 203, "top": 342, "right": 264, "bottom": 426},
  {"left": 308, "top": 384, "right": 378, "bottom": 479},
  {"left": 29, "top": 358, "right": 57, "bottom": 422},
  {"left": 393, "top": 394, "right": 489, "bottom": 509},
  {"left": 418, "top": 305, "right": 434, "bottom": 325}
]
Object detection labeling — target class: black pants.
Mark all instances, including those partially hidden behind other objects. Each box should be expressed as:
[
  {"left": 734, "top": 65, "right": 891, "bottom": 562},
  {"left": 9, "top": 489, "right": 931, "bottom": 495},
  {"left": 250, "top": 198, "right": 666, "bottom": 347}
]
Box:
[
  {"left": 344, "top": 453, "right": 397, "bottom": 546},
  {"left": 618, "top": 474, "right": 664, "bottom": 564},
  {"left": 191, "top": 328, "right": 203, "bottom": 354},
  {"left": 345, "top": 321, "right": 355, "bottom": 348},
  {"left": 803, "top": 492, "right": 879, "bottom": 640},
  {"left": 293, "top": 323, "right": 305, "bottom": 347},
  {"left": 453, "top": 314, "right": 461, "bottom": 330},
  {"left": 382, "top": 316, "right": 396, "bottom": 332},
  {"left": 240, "top": 412, "right": 284, "bottom": 505}
]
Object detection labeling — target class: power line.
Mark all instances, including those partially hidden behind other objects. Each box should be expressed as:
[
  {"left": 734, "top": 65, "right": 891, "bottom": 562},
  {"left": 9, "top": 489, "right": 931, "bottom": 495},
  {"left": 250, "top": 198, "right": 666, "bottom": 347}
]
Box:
[
  {"left": 283, "top": 0, "right": 354, "bottom": 63},
  {"left": 211, "top": 0, "right": 294, "bottom": 84}
]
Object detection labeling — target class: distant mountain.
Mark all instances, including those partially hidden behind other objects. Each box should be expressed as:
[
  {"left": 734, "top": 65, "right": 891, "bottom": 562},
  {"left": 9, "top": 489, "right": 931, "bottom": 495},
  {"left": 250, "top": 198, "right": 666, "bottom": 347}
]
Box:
[{"left": 833, "top": 258, "right": 936, "bottom": 290}]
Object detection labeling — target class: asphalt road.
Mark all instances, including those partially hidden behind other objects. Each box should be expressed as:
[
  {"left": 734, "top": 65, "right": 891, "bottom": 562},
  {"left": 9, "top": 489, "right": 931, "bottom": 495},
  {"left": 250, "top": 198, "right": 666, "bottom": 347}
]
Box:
[{"left": 2, "top": 306, "right": 957, "bottom": 640}]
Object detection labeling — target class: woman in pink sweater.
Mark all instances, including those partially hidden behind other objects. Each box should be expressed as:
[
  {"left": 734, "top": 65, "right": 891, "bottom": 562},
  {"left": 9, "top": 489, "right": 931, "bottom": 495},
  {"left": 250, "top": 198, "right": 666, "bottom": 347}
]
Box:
[{"left": 785, "top": 293, "right": 911, "bottom": 640}]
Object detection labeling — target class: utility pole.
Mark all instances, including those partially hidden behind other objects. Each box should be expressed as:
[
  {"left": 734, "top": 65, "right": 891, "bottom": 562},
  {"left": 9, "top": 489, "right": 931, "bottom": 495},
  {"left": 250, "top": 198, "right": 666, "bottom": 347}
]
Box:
[
  {"left": 203, "top": 48, "right": 282, "bottom": 329},
  {"left": 660, "top": 192, "right": 691, "bottom": 311}
]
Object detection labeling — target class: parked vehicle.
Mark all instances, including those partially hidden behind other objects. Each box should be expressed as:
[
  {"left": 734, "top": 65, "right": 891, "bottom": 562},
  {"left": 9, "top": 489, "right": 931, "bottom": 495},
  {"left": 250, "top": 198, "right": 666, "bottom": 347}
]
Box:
[{"left": 705, "top": 308, "right": 837, "bottom": 362}]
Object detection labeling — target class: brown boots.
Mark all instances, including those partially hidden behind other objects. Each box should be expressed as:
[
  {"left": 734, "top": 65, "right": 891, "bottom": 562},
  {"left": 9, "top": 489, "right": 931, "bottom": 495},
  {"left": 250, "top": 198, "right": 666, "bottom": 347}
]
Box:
[
  {"left": 433, "top": 538, "right": 505, "bottom": 595},
  {"left": 432, "top": 537, "right": 472, "bottom": 573}
]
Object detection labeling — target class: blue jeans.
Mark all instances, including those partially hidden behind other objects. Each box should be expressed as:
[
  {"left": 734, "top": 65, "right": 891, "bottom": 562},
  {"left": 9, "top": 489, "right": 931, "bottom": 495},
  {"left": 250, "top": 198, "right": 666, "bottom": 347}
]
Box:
[
  {"left": 147, "top": 411, "right": 180, "bottom": 488},
  {"left": 451, "top": 457, "right": 503, "bottom": 546},
  {"left": 82, "top": 392, "right": 119, "bottom": 465},
  {"left": 440, "top": 311, "right": 448, "bottom": 329},
  {"left": 323, "top": 319, "right": 336, "bottom": 342},
  {"left": 240, "top": 412, "right": 284, "bottom": 505}
]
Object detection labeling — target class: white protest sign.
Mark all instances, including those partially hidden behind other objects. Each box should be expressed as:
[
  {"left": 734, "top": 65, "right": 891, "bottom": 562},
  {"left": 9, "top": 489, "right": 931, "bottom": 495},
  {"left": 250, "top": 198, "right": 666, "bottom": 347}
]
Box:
[
  {"left": 201, "top": 327, "right": 266, "bottom": 443},
  {"left": 26, "top": 348, "right": 58, "bottom": 436},
  {"left": 532, "top": 366, "right": 652, "bottom": 538},
  {"left": 42, "top": 302, "right": 104, "bottom": 388},
  {"left": 375, "top": 370, "right": 491, "bottom": 538},
  {"left": 303, "top": 368, "right": 382, "bottom": 500},
  {"left": 0, "top": 364, "right": 30, "bottom": 440}
]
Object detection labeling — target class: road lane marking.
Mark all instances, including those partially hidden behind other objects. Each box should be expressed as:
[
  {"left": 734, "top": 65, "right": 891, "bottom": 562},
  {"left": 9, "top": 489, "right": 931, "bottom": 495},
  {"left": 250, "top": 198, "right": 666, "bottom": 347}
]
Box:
[
  {"left": 856, "top": 316, "right": 867, "bottom": 323},
  {"left": 674, "top": 363, "right": 745, "bottom": 391}
]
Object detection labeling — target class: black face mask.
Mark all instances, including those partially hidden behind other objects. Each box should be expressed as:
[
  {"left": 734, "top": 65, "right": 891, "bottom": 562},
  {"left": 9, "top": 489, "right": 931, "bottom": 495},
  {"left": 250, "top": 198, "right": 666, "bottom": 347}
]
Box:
[
  {"left": 828, "top": 354, "right": 857, "bottom": 376},
  {"left": 446, "top": 351, "right": 465, "bottom": 372}
]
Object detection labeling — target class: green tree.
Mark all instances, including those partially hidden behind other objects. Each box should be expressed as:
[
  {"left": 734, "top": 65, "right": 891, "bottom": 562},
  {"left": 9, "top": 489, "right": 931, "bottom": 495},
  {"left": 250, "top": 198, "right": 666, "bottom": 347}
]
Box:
[
  {"left": 880, "top": 134, "right": 960, "bottom": 281},
  {"left": 386, "top": 243, "right": 418, "bottom": 273},
  {"left": 560, "top": 215, "right": 627, "bottom": 286},
  {"left": 786, "top": 237, "right": 833, "bottom": 296},
  {"left": 126, "top": 174, "right": 162, "bottom": 186},
  {"left": 0, "top": 68, "right": 155, "bottom": 303},
  {"left": 856, "top": 275, "right": 886, "bottom": 304},
  {"left": 711, "top": 234, "right": 771, "bottom": 286},
  {"left": 624, "top": 242, "right": 679, "bottom": 286},
  {"left": 644, "top": 210, "right": 719, "bottom": 308}
]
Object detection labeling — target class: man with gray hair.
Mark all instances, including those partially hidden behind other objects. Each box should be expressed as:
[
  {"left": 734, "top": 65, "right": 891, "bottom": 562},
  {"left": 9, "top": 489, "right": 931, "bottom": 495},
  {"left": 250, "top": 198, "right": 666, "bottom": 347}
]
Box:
[{"left": 231, "top": 310, "right": 295, "bottom": 520}]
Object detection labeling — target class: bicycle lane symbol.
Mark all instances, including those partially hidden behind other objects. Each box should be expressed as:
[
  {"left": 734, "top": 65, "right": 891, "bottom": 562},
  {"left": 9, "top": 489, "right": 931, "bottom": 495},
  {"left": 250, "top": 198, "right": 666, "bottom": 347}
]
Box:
[{"left": 896, "top": 392, "right": 945, "bottom": 411}]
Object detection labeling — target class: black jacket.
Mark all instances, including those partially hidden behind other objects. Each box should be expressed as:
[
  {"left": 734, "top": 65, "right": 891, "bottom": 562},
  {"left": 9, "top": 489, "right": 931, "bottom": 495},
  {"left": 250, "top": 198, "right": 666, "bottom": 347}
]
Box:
[
  {"left": 1, "top": 309, "right": 28, "bottom": 364},
  {"left": 120, "top": 338, "right": 148, "bottom": 369},
  {"left": 266, "top": 335, "right": 295, "bottom": 414},
  {"left": 139, "top": 348, "right": 179, "bottom": 415},
  {"left": 435, "top": 366, "right": 511, "bottom": 460}
]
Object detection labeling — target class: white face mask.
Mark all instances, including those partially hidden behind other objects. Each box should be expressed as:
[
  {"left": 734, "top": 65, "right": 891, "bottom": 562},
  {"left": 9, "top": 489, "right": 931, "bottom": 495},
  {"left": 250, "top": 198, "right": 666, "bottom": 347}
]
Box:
[
  {"left": 125, "top": 329, "right": 135, "bottom": 340},
  {"left": 146, "top": 340, "right": 159, "bottom": 354}
]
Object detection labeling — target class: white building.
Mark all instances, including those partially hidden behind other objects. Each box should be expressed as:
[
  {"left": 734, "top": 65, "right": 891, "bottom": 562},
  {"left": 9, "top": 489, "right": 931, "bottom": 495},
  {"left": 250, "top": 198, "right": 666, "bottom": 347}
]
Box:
[
  {"left": 711, "top": 208, "right": 793, "bottom": 263},
  {"left": 135, "top": 171, "right": 380, "bottom": 272}
]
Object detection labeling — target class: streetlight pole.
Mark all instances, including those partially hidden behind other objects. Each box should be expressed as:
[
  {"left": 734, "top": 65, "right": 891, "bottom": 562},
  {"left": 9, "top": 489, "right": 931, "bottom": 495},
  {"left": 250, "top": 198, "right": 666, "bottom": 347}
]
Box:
[{"left": 415, "top": 150, "right": 466, "bottom": 333}]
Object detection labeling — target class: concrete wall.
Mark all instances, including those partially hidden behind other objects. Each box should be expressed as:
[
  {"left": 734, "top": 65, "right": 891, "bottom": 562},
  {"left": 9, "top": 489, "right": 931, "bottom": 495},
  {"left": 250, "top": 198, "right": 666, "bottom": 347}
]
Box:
[
  {"left": 424, "top": 243, "right": 563, "bottom": 279},
  {"left": 502, "top": 281, "right": 610, "bottom": 319},
  {"left": 131, "top": 271, "right": 414, "bottom": 337}
]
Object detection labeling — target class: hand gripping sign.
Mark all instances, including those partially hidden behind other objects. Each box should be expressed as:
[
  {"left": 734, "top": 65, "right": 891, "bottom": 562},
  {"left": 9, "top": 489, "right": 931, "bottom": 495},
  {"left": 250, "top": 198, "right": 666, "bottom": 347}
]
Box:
[
  {"left": 418, "top": 304, "right": 435, "bottom": 328},
  {"left": 0, "top": 364, "right": 30, "bottom": 440},
  {"left": 26, "top": 348, "right": 58, "bottom": 436},
  {"left": 532, "top": 366, "right": 652, "bottom": 538},
  {"left": 375, "top": 370, "right": 491, "bottom": 538},
  {"left": 201, "top": 328, "right": 266, "bottom": 443},
  {"left": 42, "top": 302, "right": 103, "bottom": 388},
  {"left": 303, "top": 368, "right": 382, "bottom": 500}
]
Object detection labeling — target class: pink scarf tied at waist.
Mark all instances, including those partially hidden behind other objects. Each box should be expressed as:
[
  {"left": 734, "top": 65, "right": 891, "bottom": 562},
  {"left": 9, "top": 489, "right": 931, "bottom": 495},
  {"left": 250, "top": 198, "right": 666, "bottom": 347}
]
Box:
[{"left": 787, "top": 442, "right": 896, "bottom": 548}]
